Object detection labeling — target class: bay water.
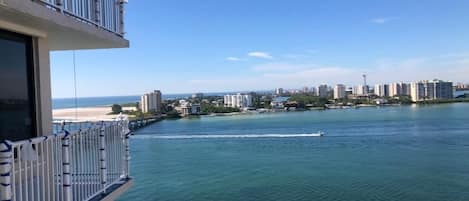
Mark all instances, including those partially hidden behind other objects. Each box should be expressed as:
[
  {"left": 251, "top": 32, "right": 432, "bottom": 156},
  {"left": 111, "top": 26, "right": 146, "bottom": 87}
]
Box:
[{"left": 118, "top": 103, "right": 469, "bottom": 201}]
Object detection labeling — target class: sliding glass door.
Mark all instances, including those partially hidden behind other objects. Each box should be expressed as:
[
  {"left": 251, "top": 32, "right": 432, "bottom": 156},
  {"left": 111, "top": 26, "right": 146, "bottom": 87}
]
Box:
[{"left": 0, "top": 29, "right": 36, "bottom": 141}]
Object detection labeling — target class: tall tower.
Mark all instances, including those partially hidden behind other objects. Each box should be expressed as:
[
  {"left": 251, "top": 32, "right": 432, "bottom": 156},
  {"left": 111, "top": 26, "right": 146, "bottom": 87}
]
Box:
[
  {"left": 362, "top": 74, "right": 369, "bottom": 94},
  {"left": 362, "top": 74, "right": 367, "bottom": 86}
]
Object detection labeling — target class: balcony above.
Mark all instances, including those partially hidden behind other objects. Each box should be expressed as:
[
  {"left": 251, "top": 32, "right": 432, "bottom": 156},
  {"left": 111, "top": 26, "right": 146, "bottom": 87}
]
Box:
[{"left": 0, "top": 0, "right": 129, "bottom": 50}]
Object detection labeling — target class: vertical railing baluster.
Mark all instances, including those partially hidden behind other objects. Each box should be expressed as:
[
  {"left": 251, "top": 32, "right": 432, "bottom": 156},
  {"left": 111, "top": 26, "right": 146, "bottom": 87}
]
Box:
[
  {"left": 123, "top": 117, "right": 130, "bottom": 178},
  {"left": 62, "top": 132, "right": 72, "bottom": 201},
  {"left": 119, "top": 0, "right": 125, "bottom": 35},
  {"left": 99, "top": 122, "right": 107, "bottom": 194},
  {"left": 94, "top": 0, "right": 102, "bottom": 25},
  {"left": 56, "top": 0, "right": 64, "bottom": 12},
  {"left": 0, "top": 141, "right": 13, "bottom": 201}
]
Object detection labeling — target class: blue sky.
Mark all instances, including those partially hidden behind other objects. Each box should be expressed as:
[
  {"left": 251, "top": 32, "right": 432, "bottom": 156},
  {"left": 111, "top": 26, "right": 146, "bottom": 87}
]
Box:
[{"left": 51, "top": 0, "right": 469, "bottom": 98}]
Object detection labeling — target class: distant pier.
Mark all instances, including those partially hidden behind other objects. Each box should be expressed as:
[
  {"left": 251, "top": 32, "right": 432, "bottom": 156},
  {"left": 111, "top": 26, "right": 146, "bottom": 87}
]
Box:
[{"left": 129, "top": 116, "right": 163, "bottom": 131}]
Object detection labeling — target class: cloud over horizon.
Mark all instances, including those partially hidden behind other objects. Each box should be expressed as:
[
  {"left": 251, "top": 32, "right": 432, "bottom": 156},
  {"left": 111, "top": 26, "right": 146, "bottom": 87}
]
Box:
[
  {"left": 226, "top": 57, "right": 242, "bottom": 61},
  {"left": 248, "top": 52, "right": 274, "bottom": 59},
  {"left": 188, "top": 53, "right": 469, "bottom": 92}
]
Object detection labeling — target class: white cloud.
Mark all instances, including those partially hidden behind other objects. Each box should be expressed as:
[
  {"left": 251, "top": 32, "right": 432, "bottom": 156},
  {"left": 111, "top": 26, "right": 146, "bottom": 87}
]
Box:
[
  {"left": 226, "top": 57, "right": 242, "bottom": 61},
  {"left": 186, "top": 53, "right": 469, "bottom": 92},
  {"left": 371, "top": 17, "right": 399, "bottom": 24},
  {"left": 248, "top": 52, "right": 274, "bottom": 59}
]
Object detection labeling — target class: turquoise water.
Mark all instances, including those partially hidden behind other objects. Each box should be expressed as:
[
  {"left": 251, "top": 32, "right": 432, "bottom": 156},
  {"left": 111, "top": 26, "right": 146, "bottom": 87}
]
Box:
[
  {"left": 119, "top": 103, "right": 469, "bottom": 201},
  {"left": 51, "top": 92, "right": 244, "bottom": 109}
]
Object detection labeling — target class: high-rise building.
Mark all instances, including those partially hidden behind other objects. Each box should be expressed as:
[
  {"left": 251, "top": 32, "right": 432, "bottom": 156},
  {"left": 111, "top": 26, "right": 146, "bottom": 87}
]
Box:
[
  {"left": 140, "top": 90, "right": 162, "bottom": 113},
  {"left": 389, "top": 83, "right": 401, "bottom": 97},
  {"left": 275, "top": 88, "right": 284, "bottom": 96},
  {"left": 401, "top": 83, "right": 411, "bottom": 96},
  {"left": 353, "top": 85, "right": 369, "bottom": 95},
  {"left": 389, "top": 82, "right": 411, "bottom": 97},
  {"left": 374, "top": 84, "right": 389, "bottom": 97},
  {"left": 302, "top": 86, "right": 309, "bottom": 93},
  {"left": 224, "top": 93, "right": 253, "bottom": 108},
  {"left": 362, "top": 74, "right": 369, "bottom": 94},
  {"left": 410, "top": 80, "right": 453, "bottom": 102},
  {"left": 317, "top": 85, "right": 329, "bottom": 98},
  {"left": 334, "top": 84, "right": 346, "bottom": 99}
]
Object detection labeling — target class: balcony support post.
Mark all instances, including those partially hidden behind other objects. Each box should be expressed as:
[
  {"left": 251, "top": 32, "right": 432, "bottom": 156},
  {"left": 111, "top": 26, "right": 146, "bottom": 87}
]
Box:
[
  {"left": 94, "top": 0, "right": 102, "bottom": 24},
  {"left": 62, "top": 132, "right": 73, "bottom": 201},
  {"left": 122, "top": 118, "right": 130, "bottom": 179},
  {"left": 118, "top": 0, "right": 126, "bottom": 35},
  {"left": 99, "top": 122, "right": 108, "bottom": 194},
  {"left": 0, "top": 141, "right": 13, "bottom": 201}
]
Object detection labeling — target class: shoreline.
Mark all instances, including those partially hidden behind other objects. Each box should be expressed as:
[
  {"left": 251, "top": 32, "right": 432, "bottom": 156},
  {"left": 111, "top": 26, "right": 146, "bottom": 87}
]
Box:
[
  {"left": 54, "top": 102, "right": 469, "bottom": 122},
  {"left": 53, "top": 106, "right": 137, "bottom": 121},
  {"left": 199, "top": 102, "right": 469, "bottom": 118}
]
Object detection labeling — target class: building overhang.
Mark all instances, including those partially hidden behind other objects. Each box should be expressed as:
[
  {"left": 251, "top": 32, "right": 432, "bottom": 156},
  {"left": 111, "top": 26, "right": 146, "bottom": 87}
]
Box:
[{"left": 0, "top": 0, "right": 129, "bottom": 50}]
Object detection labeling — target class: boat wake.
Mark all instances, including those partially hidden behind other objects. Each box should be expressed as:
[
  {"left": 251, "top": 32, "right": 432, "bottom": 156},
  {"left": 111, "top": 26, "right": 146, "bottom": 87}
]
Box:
[{"left": 132, "top": 133, "right": 323, "bottom": 140}]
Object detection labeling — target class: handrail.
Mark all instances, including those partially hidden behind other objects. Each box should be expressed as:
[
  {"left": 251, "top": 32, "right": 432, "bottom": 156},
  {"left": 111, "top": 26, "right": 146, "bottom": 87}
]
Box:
[
  {"left": 33, "top": 0, "right": 126, "bottom": 36},
  {"left": 0, "top": 116, "right": 131, "bottom": 201}
]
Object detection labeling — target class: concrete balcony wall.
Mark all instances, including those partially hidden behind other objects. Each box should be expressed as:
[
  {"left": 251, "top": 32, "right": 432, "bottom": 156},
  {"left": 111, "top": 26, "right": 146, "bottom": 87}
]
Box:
[{"left": 0, "top": 0, "right": 129, "bottom": 50}]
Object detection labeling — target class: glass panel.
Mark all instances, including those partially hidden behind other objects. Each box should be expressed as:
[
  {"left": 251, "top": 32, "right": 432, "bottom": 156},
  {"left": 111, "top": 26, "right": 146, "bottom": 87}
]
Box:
[{"left": 0, "top": 30, "right": 35, "bottom": 142}]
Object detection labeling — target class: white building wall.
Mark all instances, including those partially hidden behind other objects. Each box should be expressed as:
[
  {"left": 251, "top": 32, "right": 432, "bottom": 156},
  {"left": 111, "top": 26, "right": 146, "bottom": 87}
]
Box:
[
  {"left": 224, "top": 94, "right": 253, "bottom": 108},
  {"left": 354, "top": 85, "right": 368, "bottom": 95},
  {"left": 374, "top": 84, "right": 389, "bottom": 97},
  {"left": 140, "top": 90, "right": 162, "bottom": 113},
  {"left": 333, "top": 84, "right": 346, "bottom": 99}
]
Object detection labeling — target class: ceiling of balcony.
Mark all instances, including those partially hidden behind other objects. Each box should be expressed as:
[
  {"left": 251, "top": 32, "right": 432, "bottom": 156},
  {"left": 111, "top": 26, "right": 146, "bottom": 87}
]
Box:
[{"left": 0, "top": 0, "right": 129, "bottom": 51}]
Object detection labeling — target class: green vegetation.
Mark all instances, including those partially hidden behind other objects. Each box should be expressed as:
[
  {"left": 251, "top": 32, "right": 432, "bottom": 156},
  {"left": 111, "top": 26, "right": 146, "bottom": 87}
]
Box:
[
  {"left": 289, "top": 94, "right": 330, "bottom": 108},
  {"left": 110, "top": 104, "right": 122, "bottom": 114},
  {"left": 165, "top": 110, "right": 182, "bottom": 119},
  {"left": 201, "top": 103, "right": 240, "bottom": 113},
  {"left": 417, "top": 98, "right": 469, "bottom": 104},
  {"left": 389, "top": 96, "right": 413, "bottom": 104},
  {"left": 120, "top": 102, "right": 138, "bottom": 107}
]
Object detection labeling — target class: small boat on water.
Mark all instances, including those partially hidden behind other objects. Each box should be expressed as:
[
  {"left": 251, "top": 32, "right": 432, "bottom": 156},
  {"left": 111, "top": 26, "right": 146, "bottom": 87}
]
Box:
[{"left": 311, "top": 131, "right": 325, "bottom": 137}]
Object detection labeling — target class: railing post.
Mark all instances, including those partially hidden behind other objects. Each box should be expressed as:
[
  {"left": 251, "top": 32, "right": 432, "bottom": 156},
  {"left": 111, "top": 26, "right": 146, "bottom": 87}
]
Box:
[
  {"left": 118, "top": 0, "right": 126, "bottom": 35},
  {"left": 122, "top": 118, "right": 131, "bottom": 179},
  {"left": 0, "top": 141, "right": 13, "bottom": 201},
  {"left": 55, "top": 0, "right": 63, "bottom": 12},
  {"left": 99, "top": 122, "right": 107, "bottom": 193},
  {"left": 62, "top": 132, "right": 72, "bottom": 201},
  {"left": 94, "top": 0, "right": 102, "bottom": 24}
]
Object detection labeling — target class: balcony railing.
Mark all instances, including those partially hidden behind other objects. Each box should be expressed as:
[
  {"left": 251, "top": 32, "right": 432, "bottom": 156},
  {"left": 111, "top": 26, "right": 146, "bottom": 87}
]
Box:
[
  {"left": 0, "top": 117, "right": 131, "bottom": 201},
  {"left": 33, "top": 0, "right": 126, "bottom": 36}
]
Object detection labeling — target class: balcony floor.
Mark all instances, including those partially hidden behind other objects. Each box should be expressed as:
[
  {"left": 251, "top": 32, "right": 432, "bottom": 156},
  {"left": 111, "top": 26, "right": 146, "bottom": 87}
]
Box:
[{"left": 89, "top": 178, "right": 134, "bottom": 201}]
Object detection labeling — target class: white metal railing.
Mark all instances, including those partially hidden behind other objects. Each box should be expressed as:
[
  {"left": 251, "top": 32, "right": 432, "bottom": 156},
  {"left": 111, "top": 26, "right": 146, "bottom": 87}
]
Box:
[
  {"left": 33, "top": 0, "right": 126, "bottom": 36},
  {"left": 0, "top": 116, "right": 131, "bottom": 201}
]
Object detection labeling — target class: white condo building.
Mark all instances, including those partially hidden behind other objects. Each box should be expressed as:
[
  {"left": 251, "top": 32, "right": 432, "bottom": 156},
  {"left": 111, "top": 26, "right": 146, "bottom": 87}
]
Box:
[
  {"left": 353, "top": 85, "right": 369, "bottom": 95},
  {"left": 334, "top": 84, "right": 346, "bottom": 99},
  {"left": 410, "top": 80, "right": 453, "bottom": 102},
  {"left": 275, "top": 88, "right": 284, "bottom": 96},
  {"left": 224, "top": 93, "right": 253, "bottom": 108},
  {"left": 374, "top": 84, "right": 389, "bottom": 97},
  {"left": 141, "top": 90, "right": 162, "bottom": 113},
  {"left": 389, "top": 82, "right": 411, "bottom": 97}
]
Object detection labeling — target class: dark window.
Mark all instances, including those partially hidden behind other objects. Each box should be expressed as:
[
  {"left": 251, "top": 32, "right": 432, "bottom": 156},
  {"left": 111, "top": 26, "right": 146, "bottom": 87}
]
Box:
[{"left": 0, "top": 29, "right": 36, "bottom": 142}]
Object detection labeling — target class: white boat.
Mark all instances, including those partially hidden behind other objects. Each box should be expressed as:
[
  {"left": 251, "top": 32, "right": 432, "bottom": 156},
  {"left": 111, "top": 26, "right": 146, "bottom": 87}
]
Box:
[{"left": 312, "top": 131, "right": 325, "bottom": 137}]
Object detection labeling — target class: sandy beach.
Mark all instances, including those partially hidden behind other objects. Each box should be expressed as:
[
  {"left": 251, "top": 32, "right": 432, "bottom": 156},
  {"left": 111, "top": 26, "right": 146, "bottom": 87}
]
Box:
[{"left": 53, "top": 106, "right": 137, "bottom": 121}]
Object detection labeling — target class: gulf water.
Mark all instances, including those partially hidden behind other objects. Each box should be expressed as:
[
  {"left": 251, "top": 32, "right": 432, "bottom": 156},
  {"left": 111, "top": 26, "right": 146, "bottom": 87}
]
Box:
[{"left": 118, "top": 103, "right": 469, "bottom": 201}]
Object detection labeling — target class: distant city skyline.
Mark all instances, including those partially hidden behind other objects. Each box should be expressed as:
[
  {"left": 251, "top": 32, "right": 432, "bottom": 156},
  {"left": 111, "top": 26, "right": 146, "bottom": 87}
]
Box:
[{"left": 51, "top": 0, "right": 469, "bottom": 98}]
